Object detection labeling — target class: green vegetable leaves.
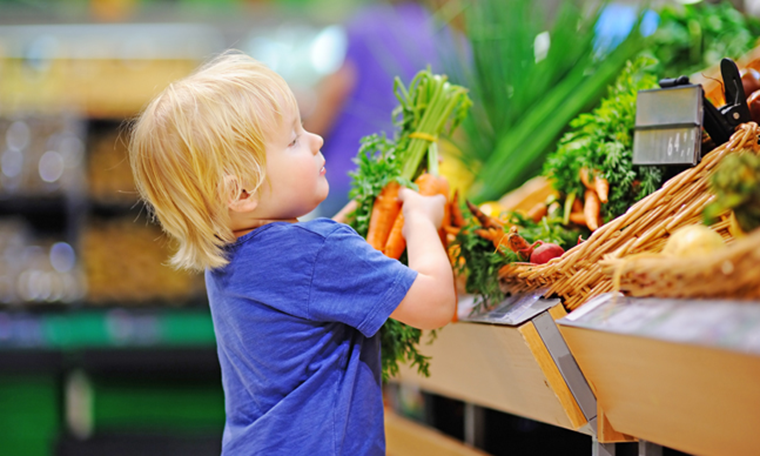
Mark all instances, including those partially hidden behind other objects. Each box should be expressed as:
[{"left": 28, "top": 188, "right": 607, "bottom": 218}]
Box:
[
  {"left": 704, "top": 151, "right": 760, "bottom": 232},
  {"left": 543, "top": 56, "right": 664, "bottom": 222},
  {"left": 646, "top": 2, "right": 760, "bottom": 78}
]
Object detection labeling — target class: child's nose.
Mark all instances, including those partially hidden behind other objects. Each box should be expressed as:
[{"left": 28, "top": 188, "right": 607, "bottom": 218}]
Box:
[{"left": 312, "top": 133, "right": 324, "bottom": 153}]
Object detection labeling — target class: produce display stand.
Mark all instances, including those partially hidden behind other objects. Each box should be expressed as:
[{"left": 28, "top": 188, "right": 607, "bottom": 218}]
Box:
[
  {"left": 392, "top": 293, "right": 601, "bottom": 438},
  {"left": 558, "top": 293, "right": 760, "bottom": 456}
]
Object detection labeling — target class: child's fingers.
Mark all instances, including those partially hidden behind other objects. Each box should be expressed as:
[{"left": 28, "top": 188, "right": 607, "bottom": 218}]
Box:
[{"left": 397, "top": 186, "right": 412, "bottom": 202}]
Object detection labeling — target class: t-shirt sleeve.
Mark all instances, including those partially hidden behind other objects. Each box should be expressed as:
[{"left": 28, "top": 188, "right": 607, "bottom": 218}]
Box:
[{"left": 309, "top": 225, "right": 417, "bottom": 337}]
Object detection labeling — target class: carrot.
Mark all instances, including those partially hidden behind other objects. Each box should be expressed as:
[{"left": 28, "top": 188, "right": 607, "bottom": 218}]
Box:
[
  {"left": 438, "top": 177, "right": 451, "bottom": 247},
  {"left": 569, "top": 211, "right": 588, "bottom": 227},
  {"left": 579, "top": 167, "right": 594, "bottom": 190},
  {"left": 383, "top": 174, "right": 448, "bottom": 259},
  {"left": 474, "top": 227, "right": 509, "bottom": 251},
  {"left": 584, "top": 189, "right": 601, "bottom": 231},
  {"left": 465, "top": 199, "right": 504, "bottom": 230},
  {"left": 450, "top": 189, "right": 466, "bottom": 228},
  {"left": 366, "top": 181, "right": 402, "bottom": 250},
  {"left": 594, "top": 175, "right": 609, "bottom": 203},
  {"left": 526, "top": 202, "right": 548, "bottom": 222}
]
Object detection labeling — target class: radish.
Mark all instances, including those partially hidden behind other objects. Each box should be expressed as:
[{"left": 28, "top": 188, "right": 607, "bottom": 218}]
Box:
[{"left": 529, "top": 242, "right": 565, "bottom": 264}]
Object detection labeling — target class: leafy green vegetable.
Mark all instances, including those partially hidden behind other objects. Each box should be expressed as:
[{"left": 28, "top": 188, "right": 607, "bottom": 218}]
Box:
[
  {"left": 543, "top": 56, "right": 664, "bottom": 222},
  {"left": 348, "top": 134, "right": 405, "bottom": 239},
  {"left": 704, "top": 151, "right": 760, "bottom": 233},
  {"left": 645, "top": 1, "right": 760, "bottom": 78}
]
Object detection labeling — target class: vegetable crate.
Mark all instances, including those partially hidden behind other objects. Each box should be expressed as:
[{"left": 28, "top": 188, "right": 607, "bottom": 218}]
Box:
[
  {"left": 391, "top": 297, "right": 605, "bottom": 436},
  {"left": 498, "top": 122, "right": 760, "bottom": 311}
]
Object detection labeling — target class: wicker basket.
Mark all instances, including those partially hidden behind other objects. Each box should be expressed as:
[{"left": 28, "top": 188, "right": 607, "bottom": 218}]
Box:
[
  {"left": 599, "top": 226, "right": 760, "bottom": 300},
  {"left": 498, "top": 122, "right": 760, "bottom": 310}
]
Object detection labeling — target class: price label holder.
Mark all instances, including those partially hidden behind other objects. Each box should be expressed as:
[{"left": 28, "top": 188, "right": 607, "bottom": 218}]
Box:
[
  {"left": 460, "top": 289, "right": 559, "bottom": 326},
  {"left": 633, "top": 84, "right": 704, "bottom": 166},
  {"left": 633, "top": 58, "right": 751, "bottom": 167}
]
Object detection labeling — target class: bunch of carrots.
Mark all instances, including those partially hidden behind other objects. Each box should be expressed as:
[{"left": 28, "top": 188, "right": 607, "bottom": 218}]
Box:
[
  {"left": 362, "top": 69, "right": 471, "bottom": 260},
  {"left": 565, "top": 167, "right": 609, "bottom": 231},
  {"left": 347, "top": 69, "right": 471, "bottom": 381},
  {"left": 367, "top": 174, "right": 453, "bottom": 259}
]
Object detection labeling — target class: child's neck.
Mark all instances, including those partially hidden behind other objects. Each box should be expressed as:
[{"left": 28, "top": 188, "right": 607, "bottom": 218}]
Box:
[{"left": 233, "top": 218, "right": 298, "bottom": 238}]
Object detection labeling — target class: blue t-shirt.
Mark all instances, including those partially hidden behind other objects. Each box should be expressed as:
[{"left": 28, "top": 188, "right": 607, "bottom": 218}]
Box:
[{"left": 205, "top": 218, "right": 417, "bottom": 455}]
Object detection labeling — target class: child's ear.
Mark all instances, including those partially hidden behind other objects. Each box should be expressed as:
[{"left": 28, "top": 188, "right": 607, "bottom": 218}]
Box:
[
  {"left": 225, "top": 176, "right": 258, "bottom": 213},
  {"left": 228, "top": 188, "right": 258, "bottom": 213}
]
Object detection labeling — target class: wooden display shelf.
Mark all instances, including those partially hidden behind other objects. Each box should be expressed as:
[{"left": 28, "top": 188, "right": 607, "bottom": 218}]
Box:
[
  {"left": 557, "top": 294, "right": 760, "bottom": 456},
  {"left": 392, "top": 299, "right": 596, "bottom": 433}
]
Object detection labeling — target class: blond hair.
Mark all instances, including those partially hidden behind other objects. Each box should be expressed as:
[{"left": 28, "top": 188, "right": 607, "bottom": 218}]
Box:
[{"left": 129, "top": 51, "right": 298, "bottom": 271}]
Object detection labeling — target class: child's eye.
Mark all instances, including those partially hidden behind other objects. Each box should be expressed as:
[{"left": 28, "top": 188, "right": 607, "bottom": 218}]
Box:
[{"left": 289, "top": 137, "right": 297, "bottom": 147}]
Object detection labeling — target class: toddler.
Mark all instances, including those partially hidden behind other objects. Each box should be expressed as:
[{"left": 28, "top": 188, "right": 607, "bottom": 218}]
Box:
[{"left": 129, "top": 51, "right": 456, "bottom": 455}]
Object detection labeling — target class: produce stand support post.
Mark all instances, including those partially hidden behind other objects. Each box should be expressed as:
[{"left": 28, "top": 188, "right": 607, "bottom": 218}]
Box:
[
  {"left": 639, "top": 440, "right": 664, "bottom": 456},
  {"left": 463, "top": 401, "right": 486, "bottom": 448},
  {"left": 592, "top": 437, "right": 615, "bottom": 456}
]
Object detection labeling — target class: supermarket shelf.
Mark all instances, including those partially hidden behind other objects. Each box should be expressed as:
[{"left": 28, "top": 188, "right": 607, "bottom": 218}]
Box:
[
  {"left": 77, "top": 347, "right": 219, "bottom": 378},
  {"left": 0, "top": 306, "right": 217, "bottom": 374},
  {"left": 558, "top": 294, "right": 760, "bottom": 456},
  {"left": 0, "top": 348, "right": 64, "bottom": 374},
  {"left": 392, "top": 296, "right": 597, "bottom": 434}
]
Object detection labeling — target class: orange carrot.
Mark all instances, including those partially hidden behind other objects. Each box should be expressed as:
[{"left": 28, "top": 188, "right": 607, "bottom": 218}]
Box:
[
  {"left": 594, "top": 175, "right": 609, "bottom": 203},
  {"left": 584, "top": 189, "right": 601, "bottom": 231},
  {"left": 465, "top": 199, "right": 504, "bottom": 230},
  {"left": 366, "top": 181, "right": 401, "bottom": 250},
  {"left": 383, "top": 173, "right": 448, "bottom": 259},
  {"left": 437, "top": 177, "right": 451, "bottom": 247},
  {"left": 474, "top": 227, "right": 509, "bottom": 251},
  {"left": 450, "top": 189, "right": 466, "bottom": 228},
  {"left": 526, "top": 202, "right": 548, "bottom": 223},
  {"left": 572, "top": 196, "right": 583, "bottom": 214},
  {"left": 569, "top": 211, "right": 588, "bottom": 227},
  {"left": 579, "top": 167, "right": 594, "bottom": 190}
]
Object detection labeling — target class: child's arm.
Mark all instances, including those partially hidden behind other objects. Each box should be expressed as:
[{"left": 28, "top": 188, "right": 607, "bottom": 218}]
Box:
[{"left": 390, "top": 188, "right": 457, "bottom": 330}]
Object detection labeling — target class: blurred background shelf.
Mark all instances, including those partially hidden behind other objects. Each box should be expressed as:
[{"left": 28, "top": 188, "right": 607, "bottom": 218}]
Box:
[{"left": 0, "top": 305, "right": 221, "bottom": 456}]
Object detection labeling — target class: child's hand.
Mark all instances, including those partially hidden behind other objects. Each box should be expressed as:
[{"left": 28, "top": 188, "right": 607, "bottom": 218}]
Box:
[
  {"left": 392, "top": 187, "right": 456, "bottom": 330},
  {"left": 398, "top": 187, "right": 446, "bottom": 234}
]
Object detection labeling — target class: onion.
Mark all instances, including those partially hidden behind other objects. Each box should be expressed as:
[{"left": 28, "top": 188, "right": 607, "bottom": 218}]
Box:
[
  {"left": 662, "top": 225, "right": 725, "bottom": 258},
  {"left": 529, "top": 242, "right": 565, "bottom": 264}
]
